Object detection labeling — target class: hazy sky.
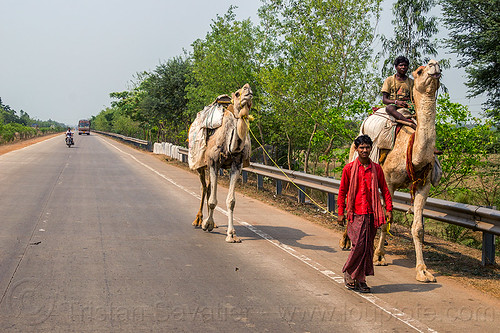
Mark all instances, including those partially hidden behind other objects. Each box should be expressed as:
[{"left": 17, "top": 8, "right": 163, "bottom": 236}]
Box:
[{"left": 0, "top": 0, "right": 485, "bottom": 126}]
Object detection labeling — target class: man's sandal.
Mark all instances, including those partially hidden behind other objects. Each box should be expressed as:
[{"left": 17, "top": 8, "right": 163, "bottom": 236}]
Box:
[
  {"left": 344, "top": 273, "right": 356, "bottom": 290},
  {"left": 355, "top": 281, "right": 371, "bottom": 293},
  {"left": 345, "top": 281, "right": 357, "bottom": 290}
]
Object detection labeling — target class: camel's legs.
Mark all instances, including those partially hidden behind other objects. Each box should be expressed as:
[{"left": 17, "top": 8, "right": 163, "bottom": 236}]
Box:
[
  {"left": 373, "top": 187, "right": 394, "bottom": 266},
  {"left": 339, "top": 228, "right": 351, "bottom": 250},
  {"left": 202, "top": 162, "right": 218, "bottom": 232},
  {"left": 413, "top": 182, "right": 436, "bottom": 282},
  {"left": 225, "top": 164, "right": 241, "bottom": 243},
  {"left": 374, "top": 228, "right": 388, "bottom": 266},
  {"left": 193, "top": 168, "right": 207, "bottom": 227}
]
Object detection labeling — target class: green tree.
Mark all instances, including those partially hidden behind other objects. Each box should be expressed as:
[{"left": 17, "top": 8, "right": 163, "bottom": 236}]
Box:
[
  {"left": 137, "top": 57, "right": 191, "bottom": 143},
  {"left": 112, "top": 110, "right": 140, "bottom": 138},
  {"left": 0, "top": 97, "right": 66, "bottom": 141},
  {"left": 0, "top": 98, "right": 20, "bottom": 124},
  {"left": 380, "top": 0, "right": 443, "bottom": 75},
  {"left": 110, "top": 57, "right": 191, "bottom": 143},
  {"left": 258, "top": 0, "right": 381, "bottom": 172},
  {"left": 433, "top": 94, "right": 495, "bottom": 197},
  {"left": 92, "top": 108, "right": 115, "bottom": 132},
  {"left": 106, "top": 57, "right": 191, "bottom": 144},
  {"left": 185, "top": 6, "right": 261, "bottom": 117},
  {"left": 441, "top": 0, "right": 500, "bottom": 121},
  {"left": 19, "top": 110, "right": 31, "bottom": 126}
]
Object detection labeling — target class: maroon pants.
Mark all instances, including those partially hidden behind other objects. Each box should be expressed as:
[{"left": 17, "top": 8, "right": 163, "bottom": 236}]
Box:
[{"left": 342, "top": 214, "right": 377, "bottom": 283}]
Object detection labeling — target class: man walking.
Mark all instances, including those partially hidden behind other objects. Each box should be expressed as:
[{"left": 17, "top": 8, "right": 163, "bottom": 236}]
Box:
[{"left": 337, "top": 135, "right": 393, "bottom": 293}]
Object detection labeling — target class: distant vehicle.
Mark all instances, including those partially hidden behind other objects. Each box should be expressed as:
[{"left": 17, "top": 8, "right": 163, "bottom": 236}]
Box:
[{"left": 78, "top": 119, "right": 91, "bottom": 135}]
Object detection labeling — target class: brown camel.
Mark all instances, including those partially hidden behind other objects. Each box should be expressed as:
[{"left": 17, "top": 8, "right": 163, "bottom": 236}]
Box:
[
  {"left": 343, "top": 60, "right": 441, "bottom": 282},
  {"left": 190, "top": 84, "right": 253, "bottom": 243}
]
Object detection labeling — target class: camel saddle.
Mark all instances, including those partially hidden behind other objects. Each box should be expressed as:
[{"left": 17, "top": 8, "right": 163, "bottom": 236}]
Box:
[
  {"left": 356, "top": 108, "right": 442, "bottom": 188},
  {"left": 356, "top": 107, "right": 409, "bottom": 164},
  {"left": 188, "top": 95, "right": 233, "bottom": 170}
]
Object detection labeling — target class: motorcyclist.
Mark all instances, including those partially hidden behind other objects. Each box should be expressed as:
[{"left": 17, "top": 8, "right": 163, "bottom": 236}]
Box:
[{"left": 66, "top": 127, "right": 74, "bottom": 145}]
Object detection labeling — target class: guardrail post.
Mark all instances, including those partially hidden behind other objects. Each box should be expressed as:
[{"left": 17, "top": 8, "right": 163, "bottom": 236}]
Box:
[
  {"left": 276, "top": 180, "right": 282, "bottom": 195},
  {"left": 482, "top": 232, "right": 496, "bottom": 266},
  {"left": 257, "top": 174, "right": 264, "bottom": 190},
  {"left": 219, "top": 169, "right": 224, "bottom": 176},
  {"left": 298, "top": 186, "right": 305, "bottom": 203},
  {"left": 327, "top": 193, "right": 336, "bottom": 213},
  {"left": 242, "top": 170, "right": 248, "bottom": 183},
  {"left": 181, "top": 154, "right": 187, "bottom": 163},
  {"left": 481, "top": 205, "right": 497, "bottom": 266}
]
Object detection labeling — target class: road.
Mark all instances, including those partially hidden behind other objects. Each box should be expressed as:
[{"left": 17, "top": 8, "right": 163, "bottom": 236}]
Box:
[{"left": 0, "top": 134, "right": 498, "bottom": 332}]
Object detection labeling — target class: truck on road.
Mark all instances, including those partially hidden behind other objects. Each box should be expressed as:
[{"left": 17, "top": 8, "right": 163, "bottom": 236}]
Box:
[{"left": 78, "top": 119, "right": 91, "bottom": 135}]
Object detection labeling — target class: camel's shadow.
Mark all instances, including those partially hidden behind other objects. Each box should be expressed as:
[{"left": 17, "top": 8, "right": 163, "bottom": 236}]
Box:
[
  {"left": 193, "top": 226, "right": 225, "bottom": 235},
  {"left": 233, "top": 224, "right": 337, "bottom": 254},
  {"left": 390, "top": 258, "right": 420, "bottom": 269},
  {"left": 372, "top": 283, "right": 441, "bottom": 294}
]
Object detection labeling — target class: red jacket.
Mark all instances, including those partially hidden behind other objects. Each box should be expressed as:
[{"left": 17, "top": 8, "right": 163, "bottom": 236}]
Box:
[{"left": 337, "top": 159, "right": 393, "bottom": 216}]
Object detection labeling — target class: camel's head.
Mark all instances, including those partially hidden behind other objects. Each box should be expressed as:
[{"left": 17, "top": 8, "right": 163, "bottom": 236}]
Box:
[
  {"left": 413, "top": 59, "right": 441, "bottom": 95},
  {"left": 232, "top": 83, "right": 253, "bottom": 119}
]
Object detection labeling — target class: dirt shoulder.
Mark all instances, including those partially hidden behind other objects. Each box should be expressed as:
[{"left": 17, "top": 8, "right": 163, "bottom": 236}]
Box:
[{"left": 0, "top": 133, "right": 62, "bottom": 156}]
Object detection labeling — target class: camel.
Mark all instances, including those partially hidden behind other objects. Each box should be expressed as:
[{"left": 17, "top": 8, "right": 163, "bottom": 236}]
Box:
[
  {"left": 189, "top": 84, "right": 253, "bottom": 243},
  {"left": 343, "top": 60, "right": 441, "bottom": 282}
]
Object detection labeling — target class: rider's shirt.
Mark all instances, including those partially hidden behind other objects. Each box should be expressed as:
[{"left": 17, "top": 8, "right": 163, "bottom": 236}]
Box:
[{"left": 381, "top": 75, "right": 414, "bottom": 102}]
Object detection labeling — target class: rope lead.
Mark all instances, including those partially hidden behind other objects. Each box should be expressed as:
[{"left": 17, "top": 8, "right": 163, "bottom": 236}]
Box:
[{"left": 244, "top": 118, "right": 337, "bottom": 220}]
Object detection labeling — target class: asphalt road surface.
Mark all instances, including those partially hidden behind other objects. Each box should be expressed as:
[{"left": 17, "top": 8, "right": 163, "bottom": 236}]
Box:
[{"left": 0, "top": 134, "right": 498, "bottom": 332}]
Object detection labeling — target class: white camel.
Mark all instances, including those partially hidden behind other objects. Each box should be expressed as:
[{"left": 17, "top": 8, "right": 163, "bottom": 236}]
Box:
[{"left": 189, "top": 84, "right": 253, "bottom": 243}]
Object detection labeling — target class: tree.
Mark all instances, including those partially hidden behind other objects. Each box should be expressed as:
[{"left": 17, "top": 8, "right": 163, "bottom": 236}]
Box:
[
  {"left": 258, "top": 0, "right": 381, "bottom": 172},
  {"left": 441, "top": 0, "right": 500, "bottom": 120},
  {"left": 19, "top": 110, "right": 31, "bottom": 126},
  {"left": 92, "top": 108, "right": 115, "bottom": 132},
  {"left": 136, "top": 57, "right": 191, "bottom": 143},
  {"left": 185, "top": 6, "right": 264, "bottom": 159},
  {"left": 107, "top": 57, "right": 191, "bottom": 144},
  {"left": 380, "top": 0, "right": 442, "bottom": 75},
  {"left": 433, "top": 94, "right": 495, "bottom": 198},
  {"left": 0, "top": 98, "right": 20, "bottom": 124},
  {"left": 185, "top": 6, "right": 261, "bottom": 117}
]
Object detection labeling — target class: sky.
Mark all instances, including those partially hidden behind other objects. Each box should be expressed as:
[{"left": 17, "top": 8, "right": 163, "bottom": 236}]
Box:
[{"left": 0, "top": 0, "right": 486, "bottom": 127}]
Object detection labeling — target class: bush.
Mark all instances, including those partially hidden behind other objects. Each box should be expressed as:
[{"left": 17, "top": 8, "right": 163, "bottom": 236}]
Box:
[{"left": 0, "top": 123, "right": 64, "bottom": 144}]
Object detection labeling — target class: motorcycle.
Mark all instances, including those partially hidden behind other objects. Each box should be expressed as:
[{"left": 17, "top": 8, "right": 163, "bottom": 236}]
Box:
[{"left": 65, "top": 133, "right": 74, "bottom": 147}]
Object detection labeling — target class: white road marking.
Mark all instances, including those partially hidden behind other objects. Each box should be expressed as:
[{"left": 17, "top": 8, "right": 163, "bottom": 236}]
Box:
[{"left": 100, "top": 137, "right": 438, "bottom": 333}]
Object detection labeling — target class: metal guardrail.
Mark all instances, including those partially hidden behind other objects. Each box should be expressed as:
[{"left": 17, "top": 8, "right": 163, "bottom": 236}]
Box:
[
  {"left": 97, "top": 133, "right": 499, "bottom": 265},
  {"left": 177, "top": 149, "right": 499, "bottom": 265},
  {"left": 94, "top": 131, "right": 153, "bottom": 152},
  {"left": 244, "top": 163, "right": 500, "bottom": 237}
]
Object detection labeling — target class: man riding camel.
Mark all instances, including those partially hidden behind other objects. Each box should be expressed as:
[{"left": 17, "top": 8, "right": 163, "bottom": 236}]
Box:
[
  {"left": 381, "top": 55, "right": 417, "bottom": 130},
  {"left": 354, "top": 55, "right": 441, "bottom": 163}
]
